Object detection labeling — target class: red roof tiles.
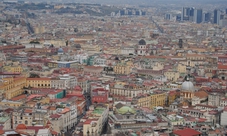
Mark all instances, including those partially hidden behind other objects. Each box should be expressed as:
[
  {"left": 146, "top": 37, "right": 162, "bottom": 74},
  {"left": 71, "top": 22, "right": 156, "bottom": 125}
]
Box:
[
  {"left": 173, "top": 128, "right": 201, "bottom": 136},
  {"left": 49, "top": 114, "right": 61, "bottom": 119}
]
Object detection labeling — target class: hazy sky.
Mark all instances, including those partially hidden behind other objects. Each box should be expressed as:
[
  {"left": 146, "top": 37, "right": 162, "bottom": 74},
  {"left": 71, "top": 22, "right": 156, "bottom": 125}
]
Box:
[{"left": 28, "top": 0, "right": 227, "bottom": 8}]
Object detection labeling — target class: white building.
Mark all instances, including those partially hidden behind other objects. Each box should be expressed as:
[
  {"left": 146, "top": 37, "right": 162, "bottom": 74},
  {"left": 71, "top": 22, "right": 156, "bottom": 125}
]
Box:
[
  {"left": 221, "top": 107, "right": 227, "bottom": 126},
  {"left": 94, "top": 57, "right": 106, "bottom": 66},
  {"left": 37, "top": 129, "right": 51, "bottom": 136},
  {"left": 51, "top": 74, "right": 77, "bottom": 89},
  {"left": 120, "top": 46, "right": 135, "bottom": 55}
]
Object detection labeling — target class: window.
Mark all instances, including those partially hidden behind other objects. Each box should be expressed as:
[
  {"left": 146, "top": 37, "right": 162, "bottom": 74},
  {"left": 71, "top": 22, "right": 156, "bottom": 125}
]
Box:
[{"left": 25, "top": 120, "right": 28, "bottom": 125}]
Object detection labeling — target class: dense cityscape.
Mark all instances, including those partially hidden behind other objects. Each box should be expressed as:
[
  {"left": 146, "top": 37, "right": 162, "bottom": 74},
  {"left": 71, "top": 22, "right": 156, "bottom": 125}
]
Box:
[{"left": 0, "top": 0, "right": 227, "bottom": 136}]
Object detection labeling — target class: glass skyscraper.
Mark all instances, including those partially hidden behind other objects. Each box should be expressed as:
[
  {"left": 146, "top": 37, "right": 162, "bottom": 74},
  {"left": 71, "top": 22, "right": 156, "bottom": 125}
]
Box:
[
  {"left": 214, "top": 9, "right": 220, "bottom": 25},
  {"left": 194, "top": 9, "right": 203, "bottom": 23}
]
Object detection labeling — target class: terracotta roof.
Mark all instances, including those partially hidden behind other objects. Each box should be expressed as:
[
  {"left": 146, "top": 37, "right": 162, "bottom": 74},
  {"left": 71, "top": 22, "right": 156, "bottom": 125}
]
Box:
[
  {"left": 84, "top": 66, "right": 103, "bottom": 69},
  {"left": 51, "top": 130, "right": 58, "bottom": 135},
  {"left": 16, "top": 124, "right": 27, "bottom": 129},
  {"left": 4, "top": 108, "right": 14, "bottom": 113},
  {"left": 47, "top": 120, "right": 51, "bottom": 125},
  {"left": 196, "top": 104, "right": 217, "bottom": 109},
  {"left": 24, "top": 109, "right": 33, "bottom": 113},
  {"left": 218, "top": 64, "right": 227, "bottom": 70},
  {"left": 194, "top": 91, "right": 208, "bottom": 98},
  {"left": 83, "top": 119, "right": 97, "bottom": 125},
  {"left": 48, "top": 89, "right": 63, "bottom": 95},
  {"left": 173, "top": 128, "right": 201, "bottom": 136},
  {"left": 0, "top": 130, "right": 4, "bottom": 135},
  {"left": 48, "top": 106, "right": 56, "bottom": 110},
  {"left": 10, "top": 94, "right": 27, "bottom": 101},
  {"left": 27, "top": 78, "right": 50, "bottom": 80},
  {"left": 50, "top": 114, "right": 61, "bottom": 119}
]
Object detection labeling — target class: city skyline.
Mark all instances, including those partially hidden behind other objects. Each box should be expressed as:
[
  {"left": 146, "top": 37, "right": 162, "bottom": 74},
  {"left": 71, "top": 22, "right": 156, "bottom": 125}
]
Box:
[
  {"left": 0, "top": 0, "right": 227, "bottom": 136},
  {"left": 26, "top": 0, "right": 227, "bottom": 4}
]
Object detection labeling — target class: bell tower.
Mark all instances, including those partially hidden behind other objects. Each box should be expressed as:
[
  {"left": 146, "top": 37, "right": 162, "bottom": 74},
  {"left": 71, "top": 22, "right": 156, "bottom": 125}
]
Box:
[{"left": 178, "top": 39, "right": 183, "bottom": 48}]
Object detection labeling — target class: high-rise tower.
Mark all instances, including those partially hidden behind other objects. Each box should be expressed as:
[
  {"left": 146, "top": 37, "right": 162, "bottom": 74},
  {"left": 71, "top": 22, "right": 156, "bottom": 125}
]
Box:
[
  {"left": 214, "top": 9, "right": 221, "bottom": 25},
  {"left": 194, "top": 9, "right": 203, "bottom": 24},
  {"left": 181, "top": 7, "right": 190, "bottom": 21}
]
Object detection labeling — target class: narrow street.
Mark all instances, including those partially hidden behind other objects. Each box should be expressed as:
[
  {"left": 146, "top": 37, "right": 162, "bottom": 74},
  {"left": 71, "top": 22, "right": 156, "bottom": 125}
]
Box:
[{"left": 66, "top": 92, "right": 92, "bottom": 136}]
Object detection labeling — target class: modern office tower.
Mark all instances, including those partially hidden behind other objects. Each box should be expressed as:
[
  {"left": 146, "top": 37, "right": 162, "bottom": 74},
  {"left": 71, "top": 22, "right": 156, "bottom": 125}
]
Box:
[
  {"left": 124, "top": 10, "right": 128, "bottom": 15},
  {"left": 120, "top": 10, "right": 125, "bottom": 16},
  {"left": 181, "top": 7, "right": 184, "bottom": 21},
  {"left": 181, "top": 7, "right": 190, "bottom": 21},
  {"left": 135, "top": 10, "right": 140, "bottom": 15},
  {"left": 214, "top": 9, "right": 221, "bottom": 25},
  {"left": 176, "top": 14, "right": 181, "bottom": 21},
  {"left": 226, "top": 8, "right": 227, "bottom": 14},
  {"left": 142, "top": 11, "right": 146, "bottom": 16},
  {"left": 128, "top": 10, "right": 132, "bottom": 15},
  {"left": 194, "top": 9, "right": 203, "bottom": 23},
  {"left": 189, "top": 7, "right": 195, "bottom": 21},
  {"left": 220, "top": 14, "right": 224, "bottom": 20},
  {"left": 203, "top": 13, "right": 211, "bottom": 22},
  {"left": 189, "top": 8, "right": 194, "bottom": 16},
  {"left": 165, "top": 14, "right": 172, "bottom": 20}
]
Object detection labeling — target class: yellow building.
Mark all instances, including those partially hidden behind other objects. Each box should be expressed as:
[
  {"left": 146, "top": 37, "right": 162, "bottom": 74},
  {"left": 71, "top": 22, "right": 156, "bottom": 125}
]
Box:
[
  {"left": 164, "top": 70, "right": 179, "bottom": 81},
  {"left": 51, "top": 55, "right": 60, "bottom": 61},
  {"left": 82, "top": 45, "right": 100, "bottom": 55},
  {"left": 3, "top": 66, "right": 23, "bottom": 73},
  {"left": 103, "top": 46, "right": 120, "bottom": 55},
  {"left": 153, "top": 62, "right": 164, "bottom": 71},
  {"left": 137, "top": 91, "right": 166, "bottom": 109},
  {"left": 54, "top": 5, "right": 64, "bottom": 9},
  {"left": 26, "top": 96, "right": 50, "bottom": 107},
  {"left": 26, "top": 78, "right": 51, "bottom": 88},
  {"left": 34, "top": 26, "right": 45, "bottom": 34},
  {"left": 114, "top": 60, "right": 133, "bottom": 75},
  {"left": 0, "top": 100, "right": 23, "bottom": 108},
  {"left": 39, "top": 96, "right": 50, "bottom": 104},
  {"left": 47, "top": 62, "right": 58, "bottom": 68},
  {"left": 186, "top": 54, "right": 206, "bottom": 61},
  {"left": 177, "top": 63, "right": 187, "bottom": 73},
  {"left": 0, "top": 77, "right": 26, "bottom": 100},
  {"left": 150, "top": 92, "right": 166, "bottom": 109},
  {"left": 137, "top": 95, "right": 150, "bottom": 108},
  {"left": 43, "top": 40, "right": 66, "bottom": 47}
]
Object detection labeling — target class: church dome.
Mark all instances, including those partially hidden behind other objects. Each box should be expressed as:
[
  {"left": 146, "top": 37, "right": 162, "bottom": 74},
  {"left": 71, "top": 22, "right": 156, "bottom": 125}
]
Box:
[
  {"left": 75, "top": 44, "right": 81, "bottom": 49},
  {"left": 139, "top": 39, "right": 146, "bottom": 45},
  {"left": 117, "top": 106, "right": 136, "bottom": 114},
  {"left": 182, "top": 80, "right": 195, "bottom": 92},
  {"left": 58, "top": 48, "right": 64, "bottom": 53}
]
